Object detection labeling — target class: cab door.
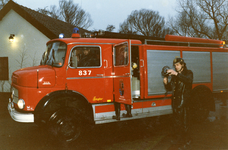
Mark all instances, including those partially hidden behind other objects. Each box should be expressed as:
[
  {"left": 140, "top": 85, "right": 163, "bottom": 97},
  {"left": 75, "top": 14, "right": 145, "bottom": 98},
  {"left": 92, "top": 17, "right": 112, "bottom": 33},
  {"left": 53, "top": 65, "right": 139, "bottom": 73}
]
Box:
[
  {"left": 113, "top": 41, "right": 132, "bottom": 105},
  {"left": 66, "top": 45, "right": 105, "bottom": 103}
]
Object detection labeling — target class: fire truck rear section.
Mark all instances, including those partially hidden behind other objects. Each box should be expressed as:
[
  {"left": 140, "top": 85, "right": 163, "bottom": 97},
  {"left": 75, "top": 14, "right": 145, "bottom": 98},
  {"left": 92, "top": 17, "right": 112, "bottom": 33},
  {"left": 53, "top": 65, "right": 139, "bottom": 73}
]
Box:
[{"left": 8, "top": 29, "right": 228, "bottom": 143}]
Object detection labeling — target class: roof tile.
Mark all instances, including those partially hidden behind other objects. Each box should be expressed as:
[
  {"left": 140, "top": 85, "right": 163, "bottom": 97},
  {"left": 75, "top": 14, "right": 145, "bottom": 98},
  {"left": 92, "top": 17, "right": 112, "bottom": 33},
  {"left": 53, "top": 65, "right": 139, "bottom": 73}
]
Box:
[{"left": 0, "top": 0, "right": 90, "bottom": 39}]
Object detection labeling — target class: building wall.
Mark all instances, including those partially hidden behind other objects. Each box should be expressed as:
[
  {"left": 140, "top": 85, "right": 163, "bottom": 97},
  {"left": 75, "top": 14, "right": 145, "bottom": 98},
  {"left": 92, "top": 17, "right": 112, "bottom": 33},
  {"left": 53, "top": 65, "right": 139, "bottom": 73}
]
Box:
[{"left": 0, "top": 10, "right": 50, "bottom": 92}]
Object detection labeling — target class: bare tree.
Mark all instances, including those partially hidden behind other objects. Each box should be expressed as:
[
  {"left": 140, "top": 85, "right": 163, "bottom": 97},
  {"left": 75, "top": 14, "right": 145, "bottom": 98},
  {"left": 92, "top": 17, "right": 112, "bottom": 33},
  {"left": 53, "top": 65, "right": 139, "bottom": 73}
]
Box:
[
  {"left": 30, "top": 51, "right": 38, "bottom": 66},
  {"left": 0, "top": 80, "right": 11, "bottom": 92},
  {"left": 37, "top": 7, "right": 50, "bottom": 15},
  {"left": 16, "top": 46, "right": 28, "bottom": 69},
  {"left": 37, "top": 5, "right": 60, "bottom": 20},
  {"left": 0, "top": 81, "right": 5, "bottom": 92},
  {"left": 49, "top": 5, "right": 60, "bottom": 20},
  {"left": 0, "top": 0, "right": 9, "bottom": 10},
  {"left": 106, "top": 25, "right": 115, "bottom": 32},
  {"left": 37, "top": 0, "right": 93, "bottom": 29},
  {"left": 119, "top": 21, "right": 137, "bottom": 34},
  {"left": 59, "top": 0, "right": 93, "bottom": 29},
  {"left": 119, "top": 9, "right": 173, "bottom": 37},
  {"left": 169, "top": 0, "right": 228, "bottom": 40}
]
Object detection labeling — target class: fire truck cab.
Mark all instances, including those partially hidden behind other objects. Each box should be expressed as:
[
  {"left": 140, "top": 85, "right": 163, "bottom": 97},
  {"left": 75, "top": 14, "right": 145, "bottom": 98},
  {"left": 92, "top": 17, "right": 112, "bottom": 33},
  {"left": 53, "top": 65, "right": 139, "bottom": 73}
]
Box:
[{"left": 8, "top": 28, "right": 228, "bottom": 143}]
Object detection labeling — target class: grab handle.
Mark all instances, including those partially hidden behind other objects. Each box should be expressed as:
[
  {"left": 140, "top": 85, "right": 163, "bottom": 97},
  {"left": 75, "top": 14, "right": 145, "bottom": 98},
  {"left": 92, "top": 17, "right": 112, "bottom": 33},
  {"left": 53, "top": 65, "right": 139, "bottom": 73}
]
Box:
[
  {"left": 104, "top": 59, "right": 108, "bottom": 68},
  {"left": 140, "top": 59, "right": 144, "bottom": 67}
]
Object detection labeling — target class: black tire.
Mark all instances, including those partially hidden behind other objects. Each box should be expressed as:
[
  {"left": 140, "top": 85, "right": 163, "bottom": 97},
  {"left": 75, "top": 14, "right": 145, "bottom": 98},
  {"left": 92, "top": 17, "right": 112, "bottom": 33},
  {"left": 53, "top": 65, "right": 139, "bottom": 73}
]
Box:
[
  {"left": 47, "top": 107, "right": 83, "bottom": 143},
  {"left": 35, "top": 93, "right": 86, "bottom": 128},
  {"left": 34, "top": 94, "right": 67, "bottom": 128},
  {"left": 189, "top": 86, "right": 212, "bottom": 122}
]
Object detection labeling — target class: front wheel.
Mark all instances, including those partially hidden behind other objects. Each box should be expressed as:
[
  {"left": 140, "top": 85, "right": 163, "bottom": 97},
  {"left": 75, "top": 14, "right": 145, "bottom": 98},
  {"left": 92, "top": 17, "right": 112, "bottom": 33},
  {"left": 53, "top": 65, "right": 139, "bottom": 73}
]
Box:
[{"left": 47, "top": 107, "right": 82, "bottom": 143}]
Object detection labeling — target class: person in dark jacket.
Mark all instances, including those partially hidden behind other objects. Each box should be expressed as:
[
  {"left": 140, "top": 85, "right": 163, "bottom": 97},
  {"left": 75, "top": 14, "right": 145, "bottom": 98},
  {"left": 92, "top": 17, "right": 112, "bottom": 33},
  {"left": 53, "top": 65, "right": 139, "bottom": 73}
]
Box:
[
  {"left": 78, "top": 48, "right": 99, "bottom": 67},
  {"left": 163, "top": 57, "right": 193, "bottom": 149}
]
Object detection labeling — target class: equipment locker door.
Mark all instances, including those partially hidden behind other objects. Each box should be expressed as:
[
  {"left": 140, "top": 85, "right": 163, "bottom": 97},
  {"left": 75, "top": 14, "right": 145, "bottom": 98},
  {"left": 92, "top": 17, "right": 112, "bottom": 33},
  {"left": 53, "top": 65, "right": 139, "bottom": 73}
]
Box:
[{"left": 113, "top": 41, "right": 132, "bottom": 105}]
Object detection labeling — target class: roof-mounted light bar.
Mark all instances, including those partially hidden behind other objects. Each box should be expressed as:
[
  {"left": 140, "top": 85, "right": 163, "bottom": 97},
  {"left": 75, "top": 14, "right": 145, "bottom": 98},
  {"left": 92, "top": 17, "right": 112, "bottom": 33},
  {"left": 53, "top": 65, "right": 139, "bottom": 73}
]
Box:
[
  {"left": 59, "top": 33, "right": 64, "bottom": 38},
  {"left": 72, "top": 27, "right": 80, "bottom": 38}
]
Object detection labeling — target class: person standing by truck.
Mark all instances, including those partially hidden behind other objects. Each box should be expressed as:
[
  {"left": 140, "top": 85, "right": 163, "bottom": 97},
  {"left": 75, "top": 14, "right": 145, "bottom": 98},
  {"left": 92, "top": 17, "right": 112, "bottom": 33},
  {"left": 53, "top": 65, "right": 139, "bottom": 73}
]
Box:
[{"left": 163, "top": 57, "right": 193, "bottom": 149}]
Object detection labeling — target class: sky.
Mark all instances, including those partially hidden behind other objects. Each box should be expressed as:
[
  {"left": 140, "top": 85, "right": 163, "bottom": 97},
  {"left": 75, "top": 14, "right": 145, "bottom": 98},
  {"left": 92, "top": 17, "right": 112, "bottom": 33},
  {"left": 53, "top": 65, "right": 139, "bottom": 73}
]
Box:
[{"left": 14, "top": 0, "right": 178, "bottom": 32}]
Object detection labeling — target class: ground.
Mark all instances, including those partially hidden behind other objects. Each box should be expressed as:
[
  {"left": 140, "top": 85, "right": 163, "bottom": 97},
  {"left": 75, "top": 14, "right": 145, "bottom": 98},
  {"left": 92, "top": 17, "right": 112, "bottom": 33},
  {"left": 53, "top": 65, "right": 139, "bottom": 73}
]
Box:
[{"left": 0, "top": 93, "right": 227, "bottom": 150}]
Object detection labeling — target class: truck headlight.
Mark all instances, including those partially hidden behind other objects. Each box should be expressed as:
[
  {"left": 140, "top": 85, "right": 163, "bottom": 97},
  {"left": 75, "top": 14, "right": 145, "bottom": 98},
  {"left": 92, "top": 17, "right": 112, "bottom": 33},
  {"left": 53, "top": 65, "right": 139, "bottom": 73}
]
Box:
[{"left": 17, "top": 99, "right": 25, "bottom": 109}]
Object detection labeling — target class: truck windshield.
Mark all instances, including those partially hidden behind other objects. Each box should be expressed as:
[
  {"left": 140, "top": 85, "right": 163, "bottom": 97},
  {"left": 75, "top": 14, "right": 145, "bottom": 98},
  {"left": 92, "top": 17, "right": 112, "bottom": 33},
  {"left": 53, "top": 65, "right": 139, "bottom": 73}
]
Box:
[{"left": 40, "top": 42, "right": 67, "bottom": 67}]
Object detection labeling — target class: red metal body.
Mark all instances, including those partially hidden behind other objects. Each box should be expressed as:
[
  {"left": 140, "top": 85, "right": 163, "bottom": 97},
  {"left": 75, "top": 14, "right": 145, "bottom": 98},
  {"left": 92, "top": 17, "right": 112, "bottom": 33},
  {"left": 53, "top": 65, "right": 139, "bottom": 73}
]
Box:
[{"left": 9, "top": 34, "right": 228, "bottom": 124}]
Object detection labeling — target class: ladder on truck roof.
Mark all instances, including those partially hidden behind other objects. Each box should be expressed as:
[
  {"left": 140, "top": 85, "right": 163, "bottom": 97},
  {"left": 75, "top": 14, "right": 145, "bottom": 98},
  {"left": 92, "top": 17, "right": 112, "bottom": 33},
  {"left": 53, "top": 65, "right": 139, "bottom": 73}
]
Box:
[
  {"left": 92, "top": 31, "right": 226, "bottom": 48},
  {"left": 145, "top": 35, "right": 226, "bottom": 48}
]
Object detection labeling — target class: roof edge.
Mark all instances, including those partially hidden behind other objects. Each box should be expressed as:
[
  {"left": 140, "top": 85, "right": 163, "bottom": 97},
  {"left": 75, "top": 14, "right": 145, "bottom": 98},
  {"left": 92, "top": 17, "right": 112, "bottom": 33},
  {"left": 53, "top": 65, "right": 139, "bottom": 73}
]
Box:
[{"left": 0, "top": 0, "right": 57, "bottom": 39}]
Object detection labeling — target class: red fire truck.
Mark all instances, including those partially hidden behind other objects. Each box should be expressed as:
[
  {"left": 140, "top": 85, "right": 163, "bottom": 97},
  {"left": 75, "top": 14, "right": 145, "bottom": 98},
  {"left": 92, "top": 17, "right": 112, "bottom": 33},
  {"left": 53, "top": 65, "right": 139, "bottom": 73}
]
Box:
[{"left": 8, "top": 28, "right": 228, "bottom": 142}]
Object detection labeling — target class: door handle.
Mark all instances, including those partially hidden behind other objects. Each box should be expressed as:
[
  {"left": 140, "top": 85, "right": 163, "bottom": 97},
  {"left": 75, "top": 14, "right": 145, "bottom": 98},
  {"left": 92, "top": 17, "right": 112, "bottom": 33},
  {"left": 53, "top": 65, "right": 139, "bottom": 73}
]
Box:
[
  {"left": 140, "top": 59, "right": 144, "bottom": 67},
  {"left": 104, "top": 59, "right": 108, "bottom": 68}
]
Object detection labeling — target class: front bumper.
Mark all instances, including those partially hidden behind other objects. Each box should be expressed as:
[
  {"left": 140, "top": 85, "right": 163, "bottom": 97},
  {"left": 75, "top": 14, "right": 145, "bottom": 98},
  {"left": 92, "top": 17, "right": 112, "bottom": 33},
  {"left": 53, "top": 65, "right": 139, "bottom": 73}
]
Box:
[{"left": 8, "top": 99, "right": 34, "bottom": 123}]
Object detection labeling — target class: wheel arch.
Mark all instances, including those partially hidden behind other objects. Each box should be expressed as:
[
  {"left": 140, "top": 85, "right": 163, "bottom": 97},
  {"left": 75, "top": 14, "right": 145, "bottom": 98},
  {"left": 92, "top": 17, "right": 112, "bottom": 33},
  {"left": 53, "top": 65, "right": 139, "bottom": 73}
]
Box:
[
  {"left": 34, "top": 90, "right": 94, "bottom": 126},
  {"left": 191, "top": 85, "right": 215, "bottom": 111}
]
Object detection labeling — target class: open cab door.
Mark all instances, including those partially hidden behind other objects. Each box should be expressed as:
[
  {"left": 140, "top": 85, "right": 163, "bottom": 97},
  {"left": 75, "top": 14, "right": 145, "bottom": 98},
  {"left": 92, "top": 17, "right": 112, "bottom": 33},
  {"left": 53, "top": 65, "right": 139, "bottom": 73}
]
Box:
[{"left": 113, "top": 40, "right": 132, "bottom": 105}]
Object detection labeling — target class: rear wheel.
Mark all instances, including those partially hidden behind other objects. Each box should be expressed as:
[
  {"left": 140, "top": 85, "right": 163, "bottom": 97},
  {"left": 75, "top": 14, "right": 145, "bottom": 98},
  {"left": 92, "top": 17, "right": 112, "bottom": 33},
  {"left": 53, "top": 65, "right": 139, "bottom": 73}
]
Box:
[
  {"left": 48, "top": 107, "right": 82, "bottom": 143},
  {"left": 190, "top": 86, "right": 213, "bottom": 122}
]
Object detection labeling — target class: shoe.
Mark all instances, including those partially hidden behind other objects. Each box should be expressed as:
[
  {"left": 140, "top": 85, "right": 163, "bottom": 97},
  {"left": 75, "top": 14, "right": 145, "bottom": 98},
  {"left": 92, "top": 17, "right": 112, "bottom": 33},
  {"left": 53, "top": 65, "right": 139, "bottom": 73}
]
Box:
[
  {"left": 122, "top": 113, "right": 132, "bottom": 118},
  {"left": 112, "top": 115, "right": 120, "bottom": 120}
]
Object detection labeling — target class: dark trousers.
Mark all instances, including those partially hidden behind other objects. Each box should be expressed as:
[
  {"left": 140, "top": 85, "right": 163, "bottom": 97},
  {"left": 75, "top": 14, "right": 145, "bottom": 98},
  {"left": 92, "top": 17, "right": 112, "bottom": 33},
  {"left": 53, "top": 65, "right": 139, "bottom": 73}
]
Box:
[{"left": 171, "top": 106, "right": 190, "bottom": 142}]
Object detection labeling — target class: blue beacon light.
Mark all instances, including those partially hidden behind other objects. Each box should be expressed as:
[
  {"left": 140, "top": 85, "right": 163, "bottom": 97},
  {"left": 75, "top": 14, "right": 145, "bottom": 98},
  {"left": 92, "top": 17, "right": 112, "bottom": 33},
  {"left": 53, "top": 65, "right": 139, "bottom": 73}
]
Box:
[
  {"left": 59, "top": 33, "right": 64, "bottom": 38},
  {"left": 73, "top": 27, "right": 79, "bottom": 33},
  {"left": 72, "top": 27, "right": 80, "bottom": 38}
]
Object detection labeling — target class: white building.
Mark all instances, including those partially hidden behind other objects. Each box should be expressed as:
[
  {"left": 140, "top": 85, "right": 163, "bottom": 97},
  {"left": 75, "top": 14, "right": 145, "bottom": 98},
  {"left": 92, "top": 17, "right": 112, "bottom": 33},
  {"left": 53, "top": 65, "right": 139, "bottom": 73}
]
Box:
[{"left": 0, "top": 0, "right": 88, "bottom": 92}]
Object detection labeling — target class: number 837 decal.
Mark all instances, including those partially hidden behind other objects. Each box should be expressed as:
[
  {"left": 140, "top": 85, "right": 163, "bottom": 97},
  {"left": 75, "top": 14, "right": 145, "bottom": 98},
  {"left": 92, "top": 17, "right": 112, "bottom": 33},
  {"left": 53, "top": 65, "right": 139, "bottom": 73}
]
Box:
[{"left": 78, "top": 70, "right": 92, "bottom": 76}]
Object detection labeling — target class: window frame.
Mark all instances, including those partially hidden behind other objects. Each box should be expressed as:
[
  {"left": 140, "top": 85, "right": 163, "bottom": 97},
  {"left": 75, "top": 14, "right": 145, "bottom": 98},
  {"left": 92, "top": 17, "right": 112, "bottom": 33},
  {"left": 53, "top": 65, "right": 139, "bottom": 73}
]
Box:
[
  {"left": 114, "top": 42, "right": 129, "bottom": 67},
  {"left": 69, "top": 45, "right": 102, "bottom": 69},
  {"left": 40, "top": 41, "right": 67, "bottom": 68}
]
